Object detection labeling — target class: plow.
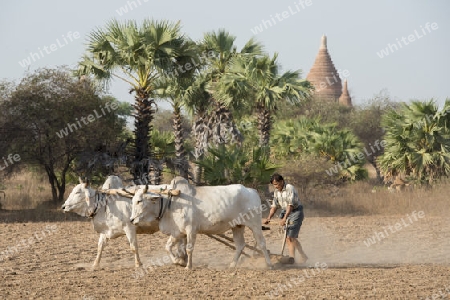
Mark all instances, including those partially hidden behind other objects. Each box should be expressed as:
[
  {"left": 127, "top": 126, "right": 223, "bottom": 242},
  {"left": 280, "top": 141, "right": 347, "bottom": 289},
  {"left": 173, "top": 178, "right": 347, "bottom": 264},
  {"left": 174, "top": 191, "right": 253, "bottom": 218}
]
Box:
[{"left": 206, "top": 220, "right": 292, "bottom": 263}]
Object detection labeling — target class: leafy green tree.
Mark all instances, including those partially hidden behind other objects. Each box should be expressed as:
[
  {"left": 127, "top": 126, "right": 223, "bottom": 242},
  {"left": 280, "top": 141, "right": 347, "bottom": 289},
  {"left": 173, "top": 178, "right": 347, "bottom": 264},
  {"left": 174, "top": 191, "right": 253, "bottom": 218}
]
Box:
[
  {"left": 77, "top": 19, "right": 193, "bottom": 184},
  {"left": 378, "top": 99, "right": 450, "bottom": 185},
  {"left": 347, "top": 95, "right": 398, "bottom": 181},
  {"left": 271, "top": 118, "right": 367, "bottom": 181},
  {"left": 0, "top": 68, "right": 128, "bottom": 202},
  {"left": 279, "top": 90, "right": 397, "bottom": 182}
]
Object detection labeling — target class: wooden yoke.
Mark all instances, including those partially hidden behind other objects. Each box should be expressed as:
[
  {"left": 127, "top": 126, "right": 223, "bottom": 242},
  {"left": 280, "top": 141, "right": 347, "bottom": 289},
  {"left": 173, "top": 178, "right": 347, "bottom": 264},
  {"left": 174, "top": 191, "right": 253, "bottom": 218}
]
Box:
[
  {"left": 147, "top": 189, "right": 180, "bottom": 196},
  {"left": 100, "top": 188, "right": 180, "bottom": 198},
  {"left": 100, "top": 189, "right": 134, "bottom": 198}
]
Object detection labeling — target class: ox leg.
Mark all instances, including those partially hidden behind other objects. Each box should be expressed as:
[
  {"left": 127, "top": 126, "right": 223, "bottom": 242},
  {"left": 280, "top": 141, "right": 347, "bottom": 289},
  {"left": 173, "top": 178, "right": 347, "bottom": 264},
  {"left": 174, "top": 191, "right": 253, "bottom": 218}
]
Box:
[
  {"left": 165, "top": 236, "right": 186, "bottom": 266},
  {"left": 180, "top": 236, "right": 188, "bottom": 265},
  {"left": 124, "top": 226, "right": 142, "bottom": 268},
  {"left": 230, "top": 226, "right": 246, "bottom": 268},
  {"left": 250, "top": 226, "right": 272, "bottom": 268},
  {"left": 92, "top": 233, "right": 107, "bottom": 270},
  {"left": 177, "top": 235, "right": 188, "bottom": 266},
  {"left": 185, "top": 231, "right": 197, "bottom": 270}
]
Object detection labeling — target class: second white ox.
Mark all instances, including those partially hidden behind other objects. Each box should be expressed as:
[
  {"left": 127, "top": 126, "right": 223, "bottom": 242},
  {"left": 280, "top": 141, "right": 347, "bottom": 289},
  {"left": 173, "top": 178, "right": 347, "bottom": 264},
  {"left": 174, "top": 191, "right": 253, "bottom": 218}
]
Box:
[{"left": 130, "top": 176, "right": 272, "bottom": 270}]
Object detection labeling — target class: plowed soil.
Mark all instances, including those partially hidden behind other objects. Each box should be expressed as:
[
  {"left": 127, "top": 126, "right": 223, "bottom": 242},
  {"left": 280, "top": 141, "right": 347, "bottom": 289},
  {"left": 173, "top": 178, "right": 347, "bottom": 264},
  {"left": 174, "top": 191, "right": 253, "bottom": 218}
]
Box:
[{"left": 1, "top": 210, "right": 449, "bottom": 299}]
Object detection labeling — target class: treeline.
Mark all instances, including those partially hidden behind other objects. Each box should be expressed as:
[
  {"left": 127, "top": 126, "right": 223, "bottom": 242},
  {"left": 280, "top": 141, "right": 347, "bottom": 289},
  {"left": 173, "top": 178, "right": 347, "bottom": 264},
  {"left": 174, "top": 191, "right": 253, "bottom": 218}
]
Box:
[
  {"left": 0, "top": 68, "right": 132, "bottom": 201},
  {"left": 1, "top": 18, "right": 449, "bottom": 202}
]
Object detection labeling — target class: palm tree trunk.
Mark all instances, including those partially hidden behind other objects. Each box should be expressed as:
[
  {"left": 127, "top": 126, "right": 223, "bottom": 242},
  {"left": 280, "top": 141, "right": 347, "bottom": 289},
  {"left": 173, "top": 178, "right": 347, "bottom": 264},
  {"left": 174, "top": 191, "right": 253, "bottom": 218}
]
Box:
[
  {"left": 192, "top": 101, "right": 242, "bottom": 184},
  {"left": 192, "top": 115, "right": 209, "bottom": 184},
  {"left": 173, "top": 105, "right": 190, "bottom": 180},
  {"left": 131, "top": 88, "right": 155, "bottom": 184},
  {"left": 209, "top": 101, "right": 242, "bottom": 147},
  {"left": 258, "top": 106, "right": 272, "bottom": 148}
]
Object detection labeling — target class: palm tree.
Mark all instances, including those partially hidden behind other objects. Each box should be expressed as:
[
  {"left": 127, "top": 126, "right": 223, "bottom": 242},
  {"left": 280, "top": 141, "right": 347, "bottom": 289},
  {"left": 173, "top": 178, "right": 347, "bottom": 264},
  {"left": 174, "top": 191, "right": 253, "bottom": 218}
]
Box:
[
  {"left": 182, "top": 73, "right": 212, "bottom": 183},
  {"left": 200, "top": 29, "right": 264, "bottom": 147},
  {"left": 378, "top": 100, "right": 450, "bottom": 185},
  {"left": 155, "top": 40, "right": 200, "bottom": 180},
  {"left": 76, "top": 19, "right": 189, "bottom": 184},
  {"left": 213, "top": 53, "right": 313, "bottom": 149}
]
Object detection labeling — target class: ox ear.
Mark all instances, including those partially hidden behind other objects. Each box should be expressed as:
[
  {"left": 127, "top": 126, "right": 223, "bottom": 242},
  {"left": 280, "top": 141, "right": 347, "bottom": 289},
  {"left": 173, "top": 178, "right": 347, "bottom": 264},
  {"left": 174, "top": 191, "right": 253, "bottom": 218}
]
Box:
[{"left": 79, "top": 177, "right": 84, "bottom": 184}]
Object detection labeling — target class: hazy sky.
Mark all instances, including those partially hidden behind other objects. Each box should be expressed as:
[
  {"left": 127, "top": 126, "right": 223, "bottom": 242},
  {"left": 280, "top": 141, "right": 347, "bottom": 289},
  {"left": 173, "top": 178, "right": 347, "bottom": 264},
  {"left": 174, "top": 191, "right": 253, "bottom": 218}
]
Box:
[{"left": 1, "top": 0, "right": 449, "bottom": 109}]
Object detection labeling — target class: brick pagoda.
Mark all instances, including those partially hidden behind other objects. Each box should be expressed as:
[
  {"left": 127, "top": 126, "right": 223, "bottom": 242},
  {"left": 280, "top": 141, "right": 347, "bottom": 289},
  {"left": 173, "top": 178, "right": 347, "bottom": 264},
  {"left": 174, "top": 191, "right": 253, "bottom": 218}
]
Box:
[{"left": 307, "top": 35, "right": 352, "bottom": 107}]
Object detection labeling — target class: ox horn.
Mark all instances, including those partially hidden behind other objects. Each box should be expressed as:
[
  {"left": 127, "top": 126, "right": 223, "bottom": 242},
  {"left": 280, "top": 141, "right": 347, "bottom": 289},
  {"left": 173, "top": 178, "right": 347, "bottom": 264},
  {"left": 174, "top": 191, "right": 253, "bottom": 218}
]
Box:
[{"left": 144, "top": 184, "right": 148, "bottom": 193}]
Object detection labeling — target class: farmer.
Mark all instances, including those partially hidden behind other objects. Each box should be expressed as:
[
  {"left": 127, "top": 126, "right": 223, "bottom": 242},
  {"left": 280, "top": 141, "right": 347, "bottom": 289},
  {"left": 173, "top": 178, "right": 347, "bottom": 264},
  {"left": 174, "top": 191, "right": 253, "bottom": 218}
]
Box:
[{"left": 263, "top": 173, "right": 308, "bottom": 264}]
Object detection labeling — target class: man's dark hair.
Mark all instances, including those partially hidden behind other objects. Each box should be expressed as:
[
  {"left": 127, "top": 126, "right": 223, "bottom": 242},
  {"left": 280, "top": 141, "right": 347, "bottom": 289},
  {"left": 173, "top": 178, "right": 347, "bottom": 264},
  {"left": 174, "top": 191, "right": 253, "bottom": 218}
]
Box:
[{"left": 270, "top": 173, "right": 284, "bottom": 184}]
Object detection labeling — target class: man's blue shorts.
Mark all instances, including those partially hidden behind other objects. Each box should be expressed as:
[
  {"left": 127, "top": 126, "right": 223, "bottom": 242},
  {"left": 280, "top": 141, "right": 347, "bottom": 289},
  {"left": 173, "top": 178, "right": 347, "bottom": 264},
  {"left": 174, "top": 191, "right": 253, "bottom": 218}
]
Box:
[{"left": 280, "top": 206, "right": 304, "bottom": 238}]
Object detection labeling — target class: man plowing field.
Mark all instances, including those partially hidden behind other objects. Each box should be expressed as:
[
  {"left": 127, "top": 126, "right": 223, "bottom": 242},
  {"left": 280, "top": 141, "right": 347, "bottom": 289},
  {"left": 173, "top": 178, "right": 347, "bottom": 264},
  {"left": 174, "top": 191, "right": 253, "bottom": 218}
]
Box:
[{"left": 264, "top": 173, "right": 308, "bottom": 264}]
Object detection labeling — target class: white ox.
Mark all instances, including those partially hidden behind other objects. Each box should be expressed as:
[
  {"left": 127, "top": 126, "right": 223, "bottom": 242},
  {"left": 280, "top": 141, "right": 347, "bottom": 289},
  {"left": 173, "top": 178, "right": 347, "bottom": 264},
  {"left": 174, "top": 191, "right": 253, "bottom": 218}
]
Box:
[
  {"left": 130, "top": 176, "right": 272, "bottom": 270},
  {"left": 62, "top": 176, "right": 186, "bottom": 270}
]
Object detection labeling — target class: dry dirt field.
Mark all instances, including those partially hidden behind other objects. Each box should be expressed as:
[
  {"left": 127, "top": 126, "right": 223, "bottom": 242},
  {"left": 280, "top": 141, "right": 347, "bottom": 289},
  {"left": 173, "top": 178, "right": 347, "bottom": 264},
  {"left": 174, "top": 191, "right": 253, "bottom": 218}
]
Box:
[{"left": 1, "top": 206, "right": 449, "bottom": 300}]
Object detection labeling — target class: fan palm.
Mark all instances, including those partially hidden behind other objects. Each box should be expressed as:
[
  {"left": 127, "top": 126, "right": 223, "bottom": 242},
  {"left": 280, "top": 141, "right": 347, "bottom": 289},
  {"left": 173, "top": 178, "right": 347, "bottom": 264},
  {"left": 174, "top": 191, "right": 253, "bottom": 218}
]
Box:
[
  {"left": 272, "top": 118, "right": 367, "bottom": 180},
  {"left": 213, "top": 53, "right": 313, "bottom": 149},
  {"left": 200, "top": 29, "right": 264, "bottom": 146},
  {"left": 76, "top": 19, "right": 189, "bottom": 184},
  {"left": 155, "top": 40, "right": 201, "bottom": 180},
  {"left": 378, "top": 99, "right": 450, "bottom": 185},
  {"left": 181, "top": 73, "right": 211, "bottom": 183},
  {"left": 196, "top": 144, "right": 278, "bottom": 187}
]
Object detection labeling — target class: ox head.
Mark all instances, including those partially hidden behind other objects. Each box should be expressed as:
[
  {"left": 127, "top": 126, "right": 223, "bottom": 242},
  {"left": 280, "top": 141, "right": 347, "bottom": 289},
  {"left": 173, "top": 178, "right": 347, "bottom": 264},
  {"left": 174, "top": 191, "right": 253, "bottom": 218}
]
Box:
[
  {"left": 101, "top": 175, "right": 124, "bottom": 190},
  {"left": 130, "top": 185, "right": 163, "bottom": 225},
  {"left": 61, "top": 177, "right": 96, "bottom": 217}
]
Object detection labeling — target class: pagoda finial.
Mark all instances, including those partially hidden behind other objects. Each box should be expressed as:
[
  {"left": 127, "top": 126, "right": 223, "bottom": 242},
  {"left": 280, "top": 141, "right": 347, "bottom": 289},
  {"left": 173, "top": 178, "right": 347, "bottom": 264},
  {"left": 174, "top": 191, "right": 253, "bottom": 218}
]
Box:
[{"left": 320, "top": 35, "right": 327, "bottom": 50}]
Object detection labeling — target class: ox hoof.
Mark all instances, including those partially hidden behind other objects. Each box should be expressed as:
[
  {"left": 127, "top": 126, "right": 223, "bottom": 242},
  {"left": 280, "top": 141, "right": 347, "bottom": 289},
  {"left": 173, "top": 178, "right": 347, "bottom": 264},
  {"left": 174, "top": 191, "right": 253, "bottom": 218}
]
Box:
[
  {"left": 175, "top": 258, "right": 186, "bottom": 267},
  {"left": 184, "top": 265, "right": 192, "bottom": 270}
]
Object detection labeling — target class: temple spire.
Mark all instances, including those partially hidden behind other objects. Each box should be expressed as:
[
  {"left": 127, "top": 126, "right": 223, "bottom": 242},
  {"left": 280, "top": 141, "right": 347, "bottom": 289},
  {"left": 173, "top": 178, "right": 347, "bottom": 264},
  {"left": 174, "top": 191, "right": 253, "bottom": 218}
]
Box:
[
  {"left": 306, "top": 35, "right": 342, "bottom": 103},
  {"left": 339, "top": 79, "right": 353, "bottom": 107}
]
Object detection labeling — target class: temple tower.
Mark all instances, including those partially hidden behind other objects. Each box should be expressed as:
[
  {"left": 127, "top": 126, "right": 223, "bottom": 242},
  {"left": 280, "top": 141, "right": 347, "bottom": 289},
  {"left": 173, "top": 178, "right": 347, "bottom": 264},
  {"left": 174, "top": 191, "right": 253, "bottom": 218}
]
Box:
[
  {"left": 307, "top": 35, "right": 351, "bottom": 106},
  {"left": 338, "top": 79, "right": 352, "bottom": 106}
]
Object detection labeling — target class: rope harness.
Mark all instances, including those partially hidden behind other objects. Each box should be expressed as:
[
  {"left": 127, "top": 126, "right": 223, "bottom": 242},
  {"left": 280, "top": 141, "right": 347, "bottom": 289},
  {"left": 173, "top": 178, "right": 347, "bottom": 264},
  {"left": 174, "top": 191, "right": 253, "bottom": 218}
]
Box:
[
  {"left": 86, "top": 191, "right": 107, "bottom": 218},
  {"left": 94, "top": 192, "right": 107, "bottom": 216},
  {"left": 156, "top": 190, "right": 174, "bottom": 220}
]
